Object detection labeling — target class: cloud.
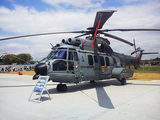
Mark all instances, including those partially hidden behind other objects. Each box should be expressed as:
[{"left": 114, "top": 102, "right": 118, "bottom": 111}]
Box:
[
  {"left": 123, "top": 0, "right": 144, "bottom": 2},
  {"left": 103, "top": 0, "right": 160, "bottom": 59},
  {"left": 42, "top": 0, "right": 104, "bottom": 11},
  {"left": 0, "top": 0, "right": 160, "bottom": 60}
]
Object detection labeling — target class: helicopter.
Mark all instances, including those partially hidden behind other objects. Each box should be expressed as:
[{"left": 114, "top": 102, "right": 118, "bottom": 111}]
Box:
[{"left": 0, "top": 10, "right": 160, "bottom": 92}]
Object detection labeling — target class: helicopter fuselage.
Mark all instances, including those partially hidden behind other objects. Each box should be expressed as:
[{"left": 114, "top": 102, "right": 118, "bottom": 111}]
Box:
[{"left": 33, "top": 37, "right": 141, "bottom": 85}]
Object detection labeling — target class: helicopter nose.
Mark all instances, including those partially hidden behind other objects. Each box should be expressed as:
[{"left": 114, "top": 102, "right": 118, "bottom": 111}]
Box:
[{"left": 34, "top": 63, "right": 47, "bottom": 75}]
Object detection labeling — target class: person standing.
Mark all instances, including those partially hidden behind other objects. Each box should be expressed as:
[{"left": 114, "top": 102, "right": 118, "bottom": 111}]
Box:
[
  {"left": 5, "top": 67, "right": 8, "bottom": 72},
  {"left": 20, "top": 66, "right": 22, "bottom": 71},
  {"left": 27, "top": 66, "right": 29, "bottom": 71},
  {"left": 13, "top": 66, "right": 15, "bottom": 72}
]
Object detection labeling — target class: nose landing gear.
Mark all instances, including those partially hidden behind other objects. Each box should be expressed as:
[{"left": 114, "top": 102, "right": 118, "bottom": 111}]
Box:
[{"left": 57, "top": 84, "right": 67, "bottom": 92}]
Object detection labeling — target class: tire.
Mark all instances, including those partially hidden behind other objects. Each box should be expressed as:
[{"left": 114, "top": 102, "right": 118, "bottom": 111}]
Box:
[
  {"left": 120, "top": 78, "right": 126, "bottom": 85},
  {"left": 57, "top": 84, "right": 62, "bottom": 91},
  {"left": 62, "top": 84, "right": 67, "bottom": 92},
  {"left": 89, "top": 80, "right": 96, "bottom": 83}
]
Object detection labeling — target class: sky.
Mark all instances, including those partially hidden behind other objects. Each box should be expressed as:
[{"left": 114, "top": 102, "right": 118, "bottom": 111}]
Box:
[{"left": 0, "top": 0, "right": 160, "bottom": 61}]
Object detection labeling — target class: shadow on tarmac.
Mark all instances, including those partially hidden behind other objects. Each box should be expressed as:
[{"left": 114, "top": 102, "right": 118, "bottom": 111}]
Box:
[
  {"left": 43, "top": 80, "right": 160, "bottom": 108},
  {"left": 44, "top": 80, "right": 120, "bottom": 109},
  {"left": 47, "top": 80, "right": 123, "bottom": 94},
  {"left": 0, "top": 85, "right": 35, "bottom": 88},
  {"left": 96, "top": 87, "right": 114, "bottom": 109},
  {"left": 0, "top": 84, "right": 57, "bottom": 88}
]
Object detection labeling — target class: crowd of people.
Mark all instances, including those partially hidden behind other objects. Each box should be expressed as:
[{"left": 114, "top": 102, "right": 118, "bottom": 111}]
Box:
[{"left": 0, "top": 65, "right": 35, "bottom": 73}]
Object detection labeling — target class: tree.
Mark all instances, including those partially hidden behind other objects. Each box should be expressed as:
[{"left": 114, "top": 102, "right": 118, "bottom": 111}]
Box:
[
  {"left": 1, "top": 53, "right": 33, "bottom": 65},
  {"left": 0, "top": 55, "right": 3, "bottom": 64},
  {"left": 2, "top": 55, "right": 13, "bottom": 65},
  {"left": 16, "top": 53, "right": 33, "bottom": 64},
  {"left": 30, "top": 60, "right": 37, "bottom": 64}
]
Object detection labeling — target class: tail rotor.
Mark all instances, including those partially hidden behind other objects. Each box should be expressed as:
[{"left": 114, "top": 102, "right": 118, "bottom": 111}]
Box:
[{"left": 131, "top": 39, "right": 139, "bottom": 58}]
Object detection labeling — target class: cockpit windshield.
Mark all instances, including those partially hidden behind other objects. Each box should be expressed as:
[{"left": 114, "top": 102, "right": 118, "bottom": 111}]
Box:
[
  {"left": 46, "top": 48, "right": 67, "bottom": 60},
  {"left": 47, "top": 50, "right": 58, "bottom": 59},
  {"left": 54, "top": 50, "right": 67, "bottom": 59}
]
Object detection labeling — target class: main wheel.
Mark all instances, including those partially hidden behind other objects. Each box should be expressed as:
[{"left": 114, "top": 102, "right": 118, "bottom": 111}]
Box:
[
  {"left": 56, "top": 84, "right": 67, "bottom": 92},
  {"left": 120, "top": 78, "right": 126, "bottom": 85},
  {"left": 89, "top": 80, "right": 96, "bottom": 83},
  {"left": 57, "top": 84, "right": 62, "bottom": 91},
  {"left": 61, "top": 84, "right": 67, "bottom": 92}
]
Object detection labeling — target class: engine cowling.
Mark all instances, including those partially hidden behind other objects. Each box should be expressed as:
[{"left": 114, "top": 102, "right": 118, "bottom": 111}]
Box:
[{"left": 62, "top": 38, "right": 81, "bottom": 46}]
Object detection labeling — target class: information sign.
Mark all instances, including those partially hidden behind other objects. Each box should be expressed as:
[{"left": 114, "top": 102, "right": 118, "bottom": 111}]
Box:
[{"left": 28, "top": 76, "right": 51, "bottom": 102}]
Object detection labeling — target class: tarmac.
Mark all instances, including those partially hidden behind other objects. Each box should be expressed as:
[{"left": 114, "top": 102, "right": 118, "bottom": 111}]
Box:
[{"left": 0, "top": 74, "right": 160, "bottom": 120}]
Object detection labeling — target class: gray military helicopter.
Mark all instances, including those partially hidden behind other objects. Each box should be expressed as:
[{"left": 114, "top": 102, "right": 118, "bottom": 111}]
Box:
[{"left": 0, "top": 10, "right": 160, "bottom": 91}]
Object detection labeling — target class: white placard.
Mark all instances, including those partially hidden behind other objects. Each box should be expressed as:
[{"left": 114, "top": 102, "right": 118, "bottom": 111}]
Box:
[{"left": 28, "top": 76, "right": 51, "bottom": 102}]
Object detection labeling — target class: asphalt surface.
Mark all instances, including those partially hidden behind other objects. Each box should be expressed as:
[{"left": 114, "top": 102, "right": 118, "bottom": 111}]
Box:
[{"left": 0, "top": 74, "right": 160, "bottom": 120}]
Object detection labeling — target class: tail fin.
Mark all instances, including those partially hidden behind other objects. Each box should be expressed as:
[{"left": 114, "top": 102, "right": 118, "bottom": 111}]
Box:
[
  {"left": 133, "top": 47, "right": 144, "bottom": 69},
  {"left": 131, "top": 39, "right": 159, "bottom": 69},
  {"left": 134, "top": 49, "right": 159, "bottom": 69}
]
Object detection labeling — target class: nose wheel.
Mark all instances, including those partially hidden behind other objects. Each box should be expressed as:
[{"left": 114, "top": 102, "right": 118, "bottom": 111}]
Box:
[{"left": 57, "top": 84, "right": 67, "bottom": 92}]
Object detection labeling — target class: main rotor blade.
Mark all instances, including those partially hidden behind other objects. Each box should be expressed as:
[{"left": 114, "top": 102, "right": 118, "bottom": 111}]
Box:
[
  {"left": 133, "top": 39, "right": 136, "bottom": 49},
  {"left": 93, "top": 10, "right": 116, "bottom": 32},
  {"left": 103, "top": 28, "right": 160, "bottom": 32},
  {"left": 102, "top": 32, "right": 134, "bottom": 46},
  {"left": 0, "top": 31, "right": 85, "bottom": 41},
  {"left": 143, "top": 52, "right": 159, "bottom": 54},
  {"left": 74, "top": 33, "right": 89, "bottom": 38}
]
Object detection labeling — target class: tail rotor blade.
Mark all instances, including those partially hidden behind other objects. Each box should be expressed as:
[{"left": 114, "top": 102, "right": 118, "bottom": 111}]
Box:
[
  {"left": 133, "top": 39, "right": 138, "bottom": 58},
  {"left": 131, "top": 51, "right": 135, "bottom": 55}
]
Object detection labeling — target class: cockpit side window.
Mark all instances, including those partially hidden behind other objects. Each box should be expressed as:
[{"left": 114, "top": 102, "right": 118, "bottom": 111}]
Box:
[{"left": 52, "top": 60, "right": 67, "bottom": 71}]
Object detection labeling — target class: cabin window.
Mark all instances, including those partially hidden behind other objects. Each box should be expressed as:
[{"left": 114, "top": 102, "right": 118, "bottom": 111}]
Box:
[
  {"left": 68, "top": 61, "right": 74, "bottom": 70},
  {"left": 94, "top": 56, "right": 98, "bottom": 63},
  {"left": 73, "top": 52, "right": 78, "bottom": 61},
  {"left": 69, "top": 52, "right": 73, "bottom": 60},
  {"left": 105, "top": 57, "right": 110, "bottom": 66},
  {"left": 113, "top": 58, "right": 117, "bottom": 66},
  {"left": 68, "top": 51, "right": 78, "bottom": 61},
  {"left": 100, "top": 56, "right": 105, "bottom": 66},
  {"left": 54, "top": 50, "right": 67, "bottom": 59},
  {"left": 88, "top": 55, "right": 93, "bottom": 65},
  {"left": 52, "top": 60, "right": 67, "bottom": 71}
]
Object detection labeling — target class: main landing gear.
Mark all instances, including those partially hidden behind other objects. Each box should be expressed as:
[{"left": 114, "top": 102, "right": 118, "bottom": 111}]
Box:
[
  {"left": 117, "top": 78, "right": 126, "bottom": 85},
  {"left": 56, "top": 84, "right": 67, "bottom": 92}
]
